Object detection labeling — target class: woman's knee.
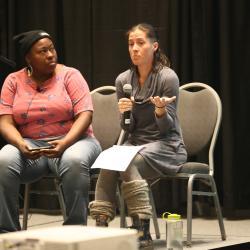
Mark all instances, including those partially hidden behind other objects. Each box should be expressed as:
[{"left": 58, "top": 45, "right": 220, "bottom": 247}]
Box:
[
  {"left": 120, "top": 154, "right": 145, "bottom": 181},
  {"left": 59, "top": 140, "right": 100, "bottom": 175},
  {"left": 60, "top": 162, "right": 90, "bottom": 194},
  {"left": 0, "top": 145, "right": 21, "bottom": 175},
  {"left": 58, "top": 153, "right": 89, "bottom": 175},
  {"left": 0, "top": 157, "right": 19, "bottom": 186}
]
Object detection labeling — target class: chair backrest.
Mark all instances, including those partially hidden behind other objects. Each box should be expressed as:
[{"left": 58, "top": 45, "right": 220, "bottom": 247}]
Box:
[
  {"left": 91, "top": 86, "right": 121, "bottom": 150},
  {"left": 178, "top": 82, "right": 222, "bottom": 174}
]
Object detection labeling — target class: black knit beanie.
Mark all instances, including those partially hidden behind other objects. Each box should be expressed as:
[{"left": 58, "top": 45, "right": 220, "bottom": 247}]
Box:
[{"left": 13, "top": 30, "right": 52, "bottom": 57}]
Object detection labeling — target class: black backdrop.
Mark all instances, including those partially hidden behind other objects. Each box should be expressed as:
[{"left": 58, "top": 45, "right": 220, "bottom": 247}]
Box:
[{"left": 1, "top": 0, "right": 250, "bottom": 217}]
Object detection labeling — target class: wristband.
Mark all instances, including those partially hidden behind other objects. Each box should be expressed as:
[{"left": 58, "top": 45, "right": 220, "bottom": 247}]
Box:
[{"left": 155, "top": 105, "right": 165, "bottom": 109}]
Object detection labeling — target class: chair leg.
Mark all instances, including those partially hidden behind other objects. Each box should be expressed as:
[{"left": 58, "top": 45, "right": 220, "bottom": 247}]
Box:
[
  {"left": 22, "top": 183, "right": 30, "bottom": 230},
  {"left": 118, "top": 182, "right": 161, "bottom": 240},
  {"left": 187, "top": 175, "right": 226, "bottom": 246},
  {"left": 22, "top": 176, "right": 67, "bottom": 229},
  {"left": 172, "top": 180, "right": 179, "bottom": 210},
  {"left": 149, "top": 187, "right": 161, "bottom": 239},
  {"left": 54, "top": 178, "right": 67, "bottom": 221},
  {"left": 187, "top": 175, "right": 195, "bottom": 247},
  {"left": 210, "top": 177, "right": 226, "bottom": 241},
  {"left": 117, "top": 184, "right": 127, "bottom": 228}
]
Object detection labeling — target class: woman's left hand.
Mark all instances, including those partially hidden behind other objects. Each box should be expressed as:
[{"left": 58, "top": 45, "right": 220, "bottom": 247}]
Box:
[
  {"left": 39, "top": 139, "right": 67, "bottom": 158},
  {"left": 150, "top": 96, "right": 176, "bottom": 108}
]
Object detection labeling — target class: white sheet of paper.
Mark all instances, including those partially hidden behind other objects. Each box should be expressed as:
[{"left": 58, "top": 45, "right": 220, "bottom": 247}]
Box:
[{"left": 91, "top": 145, "right": 144, "bottom": 171}]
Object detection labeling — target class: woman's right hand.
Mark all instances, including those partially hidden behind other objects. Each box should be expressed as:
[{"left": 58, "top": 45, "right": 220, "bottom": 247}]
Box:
[
  {"left": 118, "top": 97, "right": 133, "bottom": 114},
  {"left": 18, "top": 142, "right": 43, "bottom": 160}
]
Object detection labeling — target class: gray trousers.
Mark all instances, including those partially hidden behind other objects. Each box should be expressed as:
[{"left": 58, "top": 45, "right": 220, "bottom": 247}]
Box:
[{"left": 0, "top": 136, "right": 101, "bottom": 233}]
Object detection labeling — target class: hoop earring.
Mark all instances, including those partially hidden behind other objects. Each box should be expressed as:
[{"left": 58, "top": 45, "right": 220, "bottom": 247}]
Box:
[{"left": 27, "top": 64, "right": 33, "bottom": 77}]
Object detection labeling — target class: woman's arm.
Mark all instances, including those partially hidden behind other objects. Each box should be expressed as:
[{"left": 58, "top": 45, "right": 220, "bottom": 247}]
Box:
[
  {"left": 59, "top": 111, "right": 92, "bottom": 148},
  {"left": 0, "top": 114, "right": 42, "bottom": 159},
  {"left": 41, "top": 111, "right": 92, "bottom": 158},
  {"left": 152, "top": 69, "right": 180, "bottom": 135},
  {"left": 0, "top": 114, "right": 26, "bottom": 148}
]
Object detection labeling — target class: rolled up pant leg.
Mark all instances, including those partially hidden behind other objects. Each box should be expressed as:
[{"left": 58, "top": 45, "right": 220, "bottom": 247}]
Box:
[
  {"left": 120, "top": 154, "right": 154, "bottom": 220},
  {"left": 50, "top": 137, "right": 101, "bottom": 225},
  {"left": 121, "top": 180, "right": 152, "bottom": 220},
  {"left": 89, "top": 169, "right": 118, "bottom": 221},
  {"left": 89, "top": 153, "right": 155, "bottom": 221}
]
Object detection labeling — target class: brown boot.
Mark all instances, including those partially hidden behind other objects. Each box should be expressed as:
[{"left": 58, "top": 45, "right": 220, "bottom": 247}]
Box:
[
  {"left": 96, "top": 215, "right": 109, "bottom": 227},
  {"left": 131, "top": 216, "right": 154, "bottom": 250}
]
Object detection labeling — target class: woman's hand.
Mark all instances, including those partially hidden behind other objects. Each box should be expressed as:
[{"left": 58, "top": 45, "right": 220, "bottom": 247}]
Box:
[
  {"left": 19, "top": 142, "right": 44, "bottom": 160},
  {"left": 150, "top": 96, "right": 176, "bottom": 117},
  {"left": 150, "top": 96, "right": 176, "bottom": 108},
  {"left": 118, "top": 97, "right": 134, "bottom": 114},
  {"left": 39, "top": 139, "right": 67, "bottom": 158},
  {"left": 18, "top": 139, "right": 66, "bottom": 159}
]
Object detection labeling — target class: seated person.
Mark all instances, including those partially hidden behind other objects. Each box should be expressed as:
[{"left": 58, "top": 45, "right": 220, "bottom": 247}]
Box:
[
  {"left": 0, "top": 30, "right": 101, "bottom": 233},
  {"left": 89, "top": 23, "right": 187, "bottom": 250}
]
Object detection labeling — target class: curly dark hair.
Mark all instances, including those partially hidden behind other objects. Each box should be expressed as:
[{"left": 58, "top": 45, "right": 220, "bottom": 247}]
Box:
[{"left": 126, "top": 23, "right": 170, "bottom": 72}]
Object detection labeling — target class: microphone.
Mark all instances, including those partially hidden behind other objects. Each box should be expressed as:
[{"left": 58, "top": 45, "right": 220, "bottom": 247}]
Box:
[{"left": 122, "top": 84, "right": 132, "bottom": 125}]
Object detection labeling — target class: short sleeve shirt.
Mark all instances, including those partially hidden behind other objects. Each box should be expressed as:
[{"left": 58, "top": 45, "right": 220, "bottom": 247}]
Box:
[{"left": 0, "top": 65, "right": 94, "bottom": 139}]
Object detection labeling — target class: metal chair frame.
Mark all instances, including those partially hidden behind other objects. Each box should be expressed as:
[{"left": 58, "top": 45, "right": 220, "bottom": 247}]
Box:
[{"left": 22, "top": 174, "right": 66, "bottom": 230}]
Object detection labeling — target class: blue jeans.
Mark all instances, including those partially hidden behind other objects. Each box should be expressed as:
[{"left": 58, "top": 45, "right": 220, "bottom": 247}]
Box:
[{"left": 0, "top": 136, "right": 101, "bottom": 232}]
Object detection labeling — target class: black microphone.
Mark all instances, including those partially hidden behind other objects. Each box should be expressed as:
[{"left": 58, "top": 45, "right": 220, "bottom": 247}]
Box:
[{"left": 123, "top": 83, "right": 132, "bottom": 125}]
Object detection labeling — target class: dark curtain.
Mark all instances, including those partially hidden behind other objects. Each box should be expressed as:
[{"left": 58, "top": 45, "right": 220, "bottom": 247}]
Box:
[
  {"left": 1, "top": 0, "right": 250, "bottom": 217},
  {"left": 165, "top": 0, "right": 250, "bottom": 217}
]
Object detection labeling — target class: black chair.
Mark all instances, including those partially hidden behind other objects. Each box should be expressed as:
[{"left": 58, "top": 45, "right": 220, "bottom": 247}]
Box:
[{"left": 22, "top": 174, "right": 66, "bottom": 230}]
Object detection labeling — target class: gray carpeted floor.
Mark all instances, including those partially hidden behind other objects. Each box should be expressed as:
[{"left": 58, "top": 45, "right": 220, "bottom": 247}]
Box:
[{"left": 16, "top": 214, "right": 250, "bottom": 250}]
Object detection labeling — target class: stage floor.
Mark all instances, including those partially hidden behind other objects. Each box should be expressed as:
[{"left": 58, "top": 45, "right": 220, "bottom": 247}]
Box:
[{"left": 19, "top": 214, "right": 250, "bottom": 249}]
